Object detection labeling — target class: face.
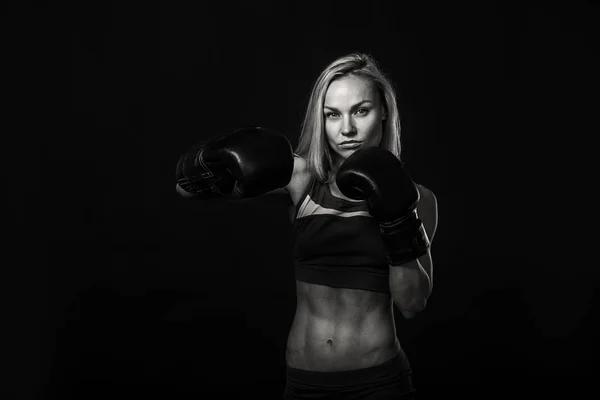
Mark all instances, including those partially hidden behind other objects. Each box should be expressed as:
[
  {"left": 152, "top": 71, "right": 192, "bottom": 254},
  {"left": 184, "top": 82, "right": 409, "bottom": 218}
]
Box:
[{"left": 323, "top": 75, "right": 386, "bottom": 168}]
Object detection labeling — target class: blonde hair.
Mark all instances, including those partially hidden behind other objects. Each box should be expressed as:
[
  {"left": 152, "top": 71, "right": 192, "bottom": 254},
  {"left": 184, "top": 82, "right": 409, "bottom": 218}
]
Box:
[{"left": 295, "top": 53, "right": 402, "bottom": 183}]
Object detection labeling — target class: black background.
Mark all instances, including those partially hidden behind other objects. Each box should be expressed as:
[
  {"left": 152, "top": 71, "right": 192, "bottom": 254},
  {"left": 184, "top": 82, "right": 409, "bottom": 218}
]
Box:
[{"left": 5, "top": 1, "right": 598, "bottom": 399}]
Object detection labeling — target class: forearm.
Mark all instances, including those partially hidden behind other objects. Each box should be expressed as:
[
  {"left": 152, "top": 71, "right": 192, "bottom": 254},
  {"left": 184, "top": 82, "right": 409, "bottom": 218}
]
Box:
[{"left": 389, "top": 256, "right": 432, "bottom": 316}]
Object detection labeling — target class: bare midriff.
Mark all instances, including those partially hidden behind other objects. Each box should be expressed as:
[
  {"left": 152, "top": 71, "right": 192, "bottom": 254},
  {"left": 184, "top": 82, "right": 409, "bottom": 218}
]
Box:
[{"left": 286, "top": 281, "right": 402, "bottom": 372}]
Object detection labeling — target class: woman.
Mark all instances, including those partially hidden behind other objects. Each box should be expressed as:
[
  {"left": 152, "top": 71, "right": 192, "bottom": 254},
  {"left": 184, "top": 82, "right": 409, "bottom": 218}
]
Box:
[{"left": 175, "top": 53, "right": 438, "bottom": 399}]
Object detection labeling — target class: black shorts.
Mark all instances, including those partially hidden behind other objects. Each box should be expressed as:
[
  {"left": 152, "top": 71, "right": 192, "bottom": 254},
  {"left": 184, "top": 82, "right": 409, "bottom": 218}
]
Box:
[{"left": 282, "top": 354, "right": 416, "bottom": 400}]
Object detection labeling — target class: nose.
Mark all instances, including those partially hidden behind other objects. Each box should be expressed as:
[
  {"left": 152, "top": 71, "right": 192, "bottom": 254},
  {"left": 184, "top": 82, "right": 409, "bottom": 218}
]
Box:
[{"left": 341, "top": 115, "right": 357, "bottom": 136}]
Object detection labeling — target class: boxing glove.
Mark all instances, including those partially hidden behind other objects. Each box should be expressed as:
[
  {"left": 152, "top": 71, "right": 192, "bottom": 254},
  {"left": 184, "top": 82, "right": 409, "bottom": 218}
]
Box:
[
  {"left": 176, "top": 126, "right": 294, "bottom": 199},
  {"left": 336, "top": 147, "right": 430, "bottom": 266}
]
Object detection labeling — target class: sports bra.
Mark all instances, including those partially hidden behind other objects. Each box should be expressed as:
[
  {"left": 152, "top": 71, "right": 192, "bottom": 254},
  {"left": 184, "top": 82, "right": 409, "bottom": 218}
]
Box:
[{"left": 291, "top": 175, "right": 390, "bottom": 293}]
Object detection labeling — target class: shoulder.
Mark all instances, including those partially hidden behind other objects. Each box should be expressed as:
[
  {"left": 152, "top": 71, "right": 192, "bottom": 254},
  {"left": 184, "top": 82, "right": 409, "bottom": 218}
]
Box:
[
  {"left": 416, "top": 184, "right": 437, "bottom": 207},
  {"left": 292, "top": 154, "right": 309, "bottom": 176},
  {"left": 415, "top": 184, "right": 438, "bottom": 241},
  {"left": 286, "top": 154, "right": 312, "bottom": 204}
]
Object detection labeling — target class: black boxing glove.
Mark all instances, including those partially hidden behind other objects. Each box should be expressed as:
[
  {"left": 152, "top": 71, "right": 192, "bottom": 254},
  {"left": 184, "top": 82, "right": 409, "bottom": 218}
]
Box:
[
  {"left": 176, "top": 126, "right": 294, "bottom": 199},
  {"left": 336, "top": 147, "right": 430, "bottom": 266}
]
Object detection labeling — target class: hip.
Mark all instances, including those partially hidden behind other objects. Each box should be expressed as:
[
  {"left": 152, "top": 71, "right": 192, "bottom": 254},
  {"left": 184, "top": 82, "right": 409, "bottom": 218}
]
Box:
[{"left": 283, "top": 349, "right": 414, "bottom": 399}]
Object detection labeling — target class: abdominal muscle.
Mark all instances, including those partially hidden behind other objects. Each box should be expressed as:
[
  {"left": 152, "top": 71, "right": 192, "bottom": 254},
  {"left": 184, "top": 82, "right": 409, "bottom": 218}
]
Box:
[{"left": 285, "top": 281, "right": 402, "bottom": 372}]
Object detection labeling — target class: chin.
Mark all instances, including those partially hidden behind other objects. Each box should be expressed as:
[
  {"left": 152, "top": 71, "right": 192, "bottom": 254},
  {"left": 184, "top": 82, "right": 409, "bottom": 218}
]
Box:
[{"left": 337, "top": 147, "right": 358, "bottom": 157}]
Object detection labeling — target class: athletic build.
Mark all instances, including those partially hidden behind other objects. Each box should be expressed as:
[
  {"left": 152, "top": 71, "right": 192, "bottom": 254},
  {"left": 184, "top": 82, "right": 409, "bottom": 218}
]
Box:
[{"left": 176, "top": 53, "right": 438, "bottom": 399}]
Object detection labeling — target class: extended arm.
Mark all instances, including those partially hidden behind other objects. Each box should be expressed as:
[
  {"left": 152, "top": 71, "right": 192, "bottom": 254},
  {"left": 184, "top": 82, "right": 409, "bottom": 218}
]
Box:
[{"left": 175, "top": 126, "right": 294, "bottom": 200}]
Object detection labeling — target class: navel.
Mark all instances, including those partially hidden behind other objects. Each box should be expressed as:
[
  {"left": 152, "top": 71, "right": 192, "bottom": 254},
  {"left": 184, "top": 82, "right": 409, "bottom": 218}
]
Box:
[{"left": 326, "top": 339, "right": 333, "bottom": 346}]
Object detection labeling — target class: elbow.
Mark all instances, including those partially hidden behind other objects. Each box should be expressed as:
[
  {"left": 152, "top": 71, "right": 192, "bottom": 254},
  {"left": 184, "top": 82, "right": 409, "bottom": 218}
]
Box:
[
  {"left": 394, "top": 296, "right": 428, "bottom": 319},
  {"left": 407, "top": 299, "right": 428, "bottom": 314}
]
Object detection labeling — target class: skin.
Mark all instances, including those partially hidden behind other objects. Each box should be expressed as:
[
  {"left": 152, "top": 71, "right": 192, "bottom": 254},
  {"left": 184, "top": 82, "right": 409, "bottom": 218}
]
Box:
[
  {"left": 324, "top": 74, "right": 386, "bottom": 173},
  {"left": 284, "top": 75, "right": 436, "bottom": 371},
  {"left": 175, "top": 74, "right": 437, "bottom": 373}
]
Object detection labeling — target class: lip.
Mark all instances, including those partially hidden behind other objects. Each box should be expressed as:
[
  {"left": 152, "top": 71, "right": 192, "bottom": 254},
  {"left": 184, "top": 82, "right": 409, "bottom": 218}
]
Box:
[{"left": 339, "top": 141, "right": 362, "bottom": 149}]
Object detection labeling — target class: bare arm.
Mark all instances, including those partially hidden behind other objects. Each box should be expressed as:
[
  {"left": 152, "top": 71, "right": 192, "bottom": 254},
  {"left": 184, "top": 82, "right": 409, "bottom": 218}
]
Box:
[{"left": 389, "top": 185, "right": 438, "bottom": 319}]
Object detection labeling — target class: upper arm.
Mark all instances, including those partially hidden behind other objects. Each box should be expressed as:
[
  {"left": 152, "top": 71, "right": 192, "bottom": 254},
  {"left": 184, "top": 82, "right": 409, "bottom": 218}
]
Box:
[{"left": 416, "top": 184, "right": 438, "bottom": 243}]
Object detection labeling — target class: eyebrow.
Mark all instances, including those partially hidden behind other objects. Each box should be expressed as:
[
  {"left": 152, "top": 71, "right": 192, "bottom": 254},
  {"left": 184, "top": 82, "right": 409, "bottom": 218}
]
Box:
[{"left": 323, "top": 100, "right": 373, "bottom": 111}]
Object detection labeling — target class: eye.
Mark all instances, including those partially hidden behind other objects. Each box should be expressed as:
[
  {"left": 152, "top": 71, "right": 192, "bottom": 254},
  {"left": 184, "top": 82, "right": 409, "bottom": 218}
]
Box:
[
  {"left": 325, "top": 111, "right": 340, "bottom": 118},
  {"left": 355, "top": 108, "right": 369, "bottom": 116}
]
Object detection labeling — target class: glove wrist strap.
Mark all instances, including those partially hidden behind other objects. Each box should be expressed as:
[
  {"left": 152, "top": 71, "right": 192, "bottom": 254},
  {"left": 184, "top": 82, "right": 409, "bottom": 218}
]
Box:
[{"left": 380, "top": 211, "right": 430, "bottom": 266}]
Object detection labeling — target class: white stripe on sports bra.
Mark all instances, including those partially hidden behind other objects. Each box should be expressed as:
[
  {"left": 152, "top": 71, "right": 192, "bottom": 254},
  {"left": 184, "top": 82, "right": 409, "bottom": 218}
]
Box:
[{"left": 297, "top": 194, "right": 371, "bottom": 219}]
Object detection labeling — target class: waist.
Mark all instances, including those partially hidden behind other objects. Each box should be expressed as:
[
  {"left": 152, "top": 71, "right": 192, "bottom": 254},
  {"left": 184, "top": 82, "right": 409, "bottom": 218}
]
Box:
[{"left": 286, "top": 282, "right": 398, "bottom": 371}]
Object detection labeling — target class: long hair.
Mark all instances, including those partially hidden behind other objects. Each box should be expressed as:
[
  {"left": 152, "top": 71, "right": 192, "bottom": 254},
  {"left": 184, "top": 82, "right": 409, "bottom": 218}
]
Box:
[{"left": 295, "top": 53, "right": 402, "bottom": 183}]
